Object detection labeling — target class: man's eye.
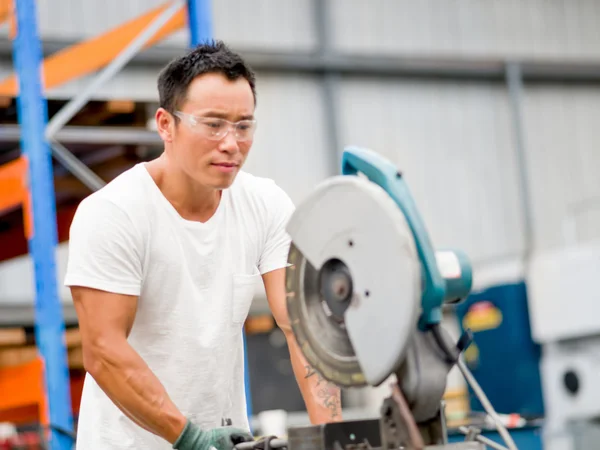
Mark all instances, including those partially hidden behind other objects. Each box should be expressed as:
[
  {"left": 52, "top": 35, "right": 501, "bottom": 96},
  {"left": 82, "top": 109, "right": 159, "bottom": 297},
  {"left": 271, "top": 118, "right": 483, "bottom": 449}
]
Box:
[{"left": 204, "top": 121, "right": 223, "bottom": 129}]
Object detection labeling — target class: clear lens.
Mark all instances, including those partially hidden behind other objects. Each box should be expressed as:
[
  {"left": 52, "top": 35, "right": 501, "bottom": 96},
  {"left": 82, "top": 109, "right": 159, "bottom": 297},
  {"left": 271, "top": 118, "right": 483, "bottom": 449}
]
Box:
[{"left": 233, "top": 120, "right": 256, "bottom": 141}]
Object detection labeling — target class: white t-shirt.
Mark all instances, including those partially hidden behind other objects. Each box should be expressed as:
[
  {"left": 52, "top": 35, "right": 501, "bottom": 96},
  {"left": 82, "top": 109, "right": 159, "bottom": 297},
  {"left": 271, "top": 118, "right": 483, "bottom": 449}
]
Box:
[{"left": 64, "top": 163, "right": 295, "bottom": 449}]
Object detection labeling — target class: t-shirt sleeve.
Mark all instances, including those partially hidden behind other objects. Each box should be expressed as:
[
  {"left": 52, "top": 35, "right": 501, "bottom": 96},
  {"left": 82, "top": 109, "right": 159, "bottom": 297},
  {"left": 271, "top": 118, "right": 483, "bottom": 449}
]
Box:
[
  {"left": 64, "top": 196, "right": 144, "bottom": 296},
  {"left": 258, "top": 183, "right": 296, "bottom": 275}
]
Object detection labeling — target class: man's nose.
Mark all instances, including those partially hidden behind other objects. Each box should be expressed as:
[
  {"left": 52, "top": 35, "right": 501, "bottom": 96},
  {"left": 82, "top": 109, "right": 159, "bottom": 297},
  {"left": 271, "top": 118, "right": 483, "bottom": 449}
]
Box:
[{"left": 218, "top": 130, "right": 239, "bottom": 153}]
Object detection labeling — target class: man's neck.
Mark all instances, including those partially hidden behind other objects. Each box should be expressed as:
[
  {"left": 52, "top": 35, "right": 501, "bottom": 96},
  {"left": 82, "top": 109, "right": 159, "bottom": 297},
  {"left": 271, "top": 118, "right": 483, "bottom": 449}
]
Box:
[{"left": 145, "top": 155, "right": 221, "bottom": 223}]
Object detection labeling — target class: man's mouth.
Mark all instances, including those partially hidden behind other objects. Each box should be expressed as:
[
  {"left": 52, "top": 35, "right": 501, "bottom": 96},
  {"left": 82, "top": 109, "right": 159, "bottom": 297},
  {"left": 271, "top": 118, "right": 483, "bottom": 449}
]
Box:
[{"left": 211, "top": 162, "right": 239, "bottom": 172}]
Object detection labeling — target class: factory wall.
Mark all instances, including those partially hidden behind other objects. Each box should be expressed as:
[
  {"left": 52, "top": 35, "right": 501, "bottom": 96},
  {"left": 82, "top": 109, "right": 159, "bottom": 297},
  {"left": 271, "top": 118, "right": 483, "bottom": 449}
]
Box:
[
  {"left": 522, "top": 85, "right": 600, "bottom": 251},
  {"left": 7, "top": 65, "right": 598, "bottom": 261},
  {"left": 336, "top": 77, "right": 525, "bottom": 265},
  {"left": 18, "top": 0, "right": 598, "bottom": 262},
  {"left": 240, "top": 73, "right": 335, "bottom": 205},
  {"left": 31, "top": 0, "right": 317, "bottom": 52},
  {"left": 0, "top": 0, "right": 599, "bottom": 303},
  {"left": 329, "top": 0, "right": 600, "bottom": 60},
  {"left": 24, "top": 0, "right": 600, "bottom": 60},
  {"left": 30, "top": 77, "right": 600, "bottom": 269}
]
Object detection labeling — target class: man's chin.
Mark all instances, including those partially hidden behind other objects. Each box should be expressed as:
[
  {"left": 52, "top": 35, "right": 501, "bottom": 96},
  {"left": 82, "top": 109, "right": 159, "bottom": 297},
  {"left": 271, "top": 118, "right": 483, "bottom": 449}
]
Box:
[{"left": 209, "top": 172, "right": 239, "bottom": 190}]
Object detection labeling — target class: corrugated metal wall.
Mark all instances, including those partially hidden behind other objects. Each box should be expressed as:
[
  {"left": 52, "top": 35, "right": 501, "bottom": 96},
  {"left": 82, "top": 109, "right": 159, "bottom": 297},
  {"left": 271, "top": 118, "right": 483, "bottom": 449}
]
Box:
[
  {"left": 239, "top": 73, "right": 334, "bottom": 205},
  {"left": 29, "top": 0, "right": 600, "bottom": 60},
  {"left": 3, "top": 0, "right": 599, "bottom": 265},
  {"left": 329, "top": 0, "right": 600, "bottom": 59},
  {"left": 336, "top": 77, "right": 525, "bottom": 264},
  {"left": 523, "top": 85, "right": 600, "bottom": 250},
  {"left": 33, "top": 0, "right": 317, "bottom": 51}
]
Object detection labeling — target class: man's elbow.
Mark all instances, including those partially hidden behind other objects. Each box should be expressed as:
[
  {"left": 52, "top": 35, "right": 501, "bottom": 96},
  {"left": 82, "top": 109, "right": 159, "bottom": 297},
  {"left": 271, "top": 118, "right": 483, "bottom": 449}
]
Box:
[
  {"left": 82, "top": 335, "right": 121, "bottom": 377},
  {"left": 272, "top": 311, "right": 292, "bottom": 335}
]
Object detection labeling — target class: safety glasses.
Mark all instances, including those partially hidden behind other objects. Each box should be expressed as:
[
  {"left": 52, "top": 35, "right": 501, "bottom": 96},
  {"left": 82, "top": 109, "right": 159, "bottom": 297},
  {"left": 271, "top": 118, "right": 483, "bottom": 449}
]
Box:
[{"left": 174, "top": 110, "right": 257, "bottom": 142}]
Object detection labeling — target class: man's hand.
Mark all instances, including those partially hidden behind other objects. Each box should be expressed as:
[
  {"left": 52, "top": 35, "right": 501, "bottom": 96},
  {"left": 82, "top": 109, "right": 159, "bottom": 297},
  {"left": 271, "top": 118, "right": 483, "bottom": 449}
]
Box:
[
  {"left": 263, "top": 268, "right": 343, "bottom": 424},
  {"left": 172, "top": 421, "right": 254, "bottom": 450}
]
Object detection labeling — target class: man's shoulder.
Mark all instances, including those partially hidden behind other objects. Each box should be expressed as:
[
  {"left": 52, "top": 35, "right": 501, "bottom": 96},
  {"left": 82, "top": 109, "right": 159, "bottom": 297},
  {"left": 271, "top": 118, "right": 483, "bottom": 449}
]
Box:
[
  {"left": 84, "top": 164, "right": 149, "bottom": 206},
  {"left": 74, "top": 164, "right": 152, "bottom": 224}
]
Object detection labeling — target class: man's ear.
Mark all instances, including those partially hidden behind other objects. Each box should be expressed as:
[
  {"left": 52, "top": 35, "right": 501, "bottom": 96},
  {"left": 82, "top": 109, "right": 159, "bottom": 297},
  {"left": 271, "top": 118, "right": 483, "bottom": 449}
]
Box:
[{"left": 155, "top": 107, "right": 174, "bottom": 143}]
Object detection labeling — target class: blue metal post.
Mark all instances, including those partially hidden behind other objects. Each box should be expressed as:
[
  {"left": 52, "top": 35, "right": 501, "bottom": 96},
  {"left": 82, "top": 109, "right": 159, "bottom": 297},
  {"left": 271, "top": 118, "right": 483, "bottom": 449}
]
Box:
[
  {"left": 186, "top": 0, "right": 254, "bottom": 424},
  {"left": 187, "top": 0, "right": 213, "bottom": 46},
  {"left": 242, "top": 330, "right": 253, "bottom": 422},
  {"left": 12, "top": 1, "right": 74, "bottom": 449}
]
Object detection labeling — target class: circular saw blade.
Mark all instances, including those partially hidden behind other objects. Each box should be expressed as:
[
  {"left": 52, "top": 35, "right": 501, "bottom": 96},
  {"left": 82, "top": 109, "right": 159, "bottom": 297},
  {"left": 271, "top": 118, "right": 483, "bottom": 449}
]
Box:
[
  {"left": 287, "top": 242, "right": 365, "bottom": 387},
  {"left": 285, "top": 176, "right": 422, "bottom": 388}
]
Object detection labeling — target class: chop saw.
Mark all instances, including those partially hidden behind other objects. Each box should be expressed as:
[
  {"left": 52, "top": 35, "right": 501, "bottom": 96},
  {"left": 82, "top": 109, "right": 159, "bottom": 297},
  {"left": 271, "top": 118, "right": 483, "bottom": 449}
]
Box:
[{"left": 237, "top": 147, "right": 518, "bottom": 450}]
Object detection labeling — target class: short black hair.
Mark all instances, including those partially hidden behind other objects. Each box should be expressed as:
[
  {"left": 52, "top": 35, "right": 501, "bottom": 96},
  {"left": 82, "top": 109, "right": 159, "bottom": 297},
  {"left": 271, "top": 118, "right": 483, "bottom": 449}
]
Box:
[{"left": 157, "top": 40, "right": 256, "bottom": 114}]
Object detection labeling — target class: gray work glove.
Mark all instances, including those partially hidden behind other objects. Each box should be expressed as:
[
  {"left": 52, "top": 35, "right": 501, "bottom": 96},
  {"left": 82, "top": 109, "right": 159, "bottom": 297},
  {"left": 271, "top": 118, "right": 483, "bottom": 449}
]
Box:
[{"left": 173, "top": 419, "right": 254, "bottom": 450}]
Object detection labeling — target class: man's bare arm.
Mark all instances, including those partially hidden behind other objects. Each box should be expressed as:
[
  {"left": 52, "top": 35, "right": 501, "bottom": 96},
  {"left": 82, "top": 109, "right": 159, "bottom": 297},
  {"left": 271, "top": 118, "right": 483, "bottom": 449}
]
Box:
[
  {"left": 71, "top": 286, "right": 187, "bottom": 443},
  {"left": 301, "top": 363, "right": 342, "bottom": 422},
  {"left": 263, "top": 268, "right": 342, "bottom": 424}
]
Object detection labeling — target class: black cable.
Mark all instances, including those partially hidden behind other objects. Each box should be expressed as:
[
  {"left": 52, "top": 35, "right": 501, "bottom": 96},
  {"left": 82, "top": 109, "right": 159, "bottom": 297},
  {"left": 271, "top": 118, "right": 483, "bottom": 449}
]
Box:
[
  {"left": 428, "top": 323, "right": 518, "bottom": 450},
  {"left": 431, "top": 322, "right": 461, "bottom": 364}
]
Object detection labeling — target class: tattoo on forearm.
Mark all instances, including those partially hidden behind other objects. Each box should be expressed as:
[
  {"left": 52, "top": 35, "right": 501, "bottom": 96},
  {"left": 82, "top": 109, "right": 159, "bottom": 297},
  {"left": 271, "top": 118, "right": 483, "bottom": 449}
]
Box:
[
  {"left": 304, "top": 365, "right": 341, "bottom": 419},
  {"left": 304, "top": 365, "right": 318, "bottom": 379}
]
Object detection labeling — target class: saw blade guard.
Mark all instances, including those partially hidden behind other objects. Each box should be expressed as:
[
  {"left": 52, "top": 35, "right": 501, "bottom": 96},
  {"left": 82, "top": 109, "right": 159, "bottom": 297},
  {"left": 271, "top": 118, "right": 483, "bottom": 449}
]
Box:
[
  {"left": 341, "top": 146, "right": 463, "bottom": 327},
  {"left": 285, "top": 175, "right": 422, "bottom": 387}
]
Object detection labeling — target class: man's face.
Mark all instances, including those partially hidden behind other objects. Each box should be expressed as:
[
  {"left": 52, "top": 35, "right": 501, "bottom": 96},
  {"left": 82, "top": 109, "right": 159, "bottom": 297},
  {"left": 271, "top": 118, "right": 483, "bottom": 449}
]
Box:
[{"left": 157, "top": 72, "right": 256, "bottom": 190}]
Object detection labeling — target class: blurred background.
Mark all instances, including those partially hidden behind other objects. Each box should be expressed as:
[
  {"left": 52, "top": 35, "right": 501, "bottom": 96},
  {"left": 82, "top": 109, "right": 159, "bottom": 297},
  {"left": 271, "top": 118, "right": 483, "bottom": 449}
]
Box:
[{"left": 0, "top": 1, "right": 599, "bottom": 449}]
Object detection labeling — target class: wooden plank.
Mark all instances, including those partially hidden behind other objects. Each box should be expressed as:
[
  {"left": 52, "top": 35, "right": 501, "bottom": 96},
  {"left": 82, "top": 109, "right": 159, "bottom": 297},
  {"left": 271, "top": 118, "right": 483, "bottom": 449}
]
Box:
[
  {"left": 0, "top": 345, "right": 85, "bottom": 369},
  {"left": 0, "top": 328, "right": 26, "bottom": 346},
  {"left": 64, "top": 327, "right": 81, "bottom": 348},
  {"left": 67, "top": 100, "right": 137, "bottom": 125},
  {"left": 107, "top": 100, "right": 135, "bottom": 114},
  {"left": 0, "top": 345, "right": 38, "bottom": 367},
  {"left": 67, "top": 346, "right": 84, "bottom": 369},
  {"left": 0, "top": 2, "right": 185, "bottom": 96},
  {"left": 0, "top": 327, "right": 88, "bottom": 369}
]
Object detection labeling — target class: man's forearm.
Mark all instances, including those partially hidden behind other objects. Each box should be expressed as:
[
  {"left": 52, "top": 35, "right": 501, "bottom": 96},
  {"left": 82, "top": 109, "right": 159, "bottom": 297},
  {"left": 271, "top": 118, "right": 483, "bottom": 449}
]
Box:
[
  {"left": 284, "top": 329, "right": 342, "bottom": 424},
  {"left": 301, "top": 363, "right": 342, "bottom": 423},
  {"left": 85, "top": 340, "right": 187, "bottom": 443}
]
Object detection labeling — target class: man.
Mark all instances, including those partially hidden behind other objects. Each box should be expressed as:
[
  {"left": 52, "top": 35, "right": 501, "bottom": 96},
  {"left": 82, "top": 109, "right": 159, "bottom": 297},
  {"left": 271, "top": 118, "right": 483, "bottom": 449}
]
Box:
[{"left": 64, "top": 41, "right": 342, "bottom": 450}]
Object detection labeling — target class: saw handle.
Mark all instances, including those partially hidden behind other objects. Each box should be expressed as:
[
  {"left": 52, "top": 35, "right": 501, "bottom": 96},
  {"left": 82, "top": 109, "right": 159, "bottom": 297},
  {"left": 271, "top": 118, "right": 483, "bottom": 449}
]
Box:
[{"left": 341, "top": 146, "right": 447, "bottom": 326}]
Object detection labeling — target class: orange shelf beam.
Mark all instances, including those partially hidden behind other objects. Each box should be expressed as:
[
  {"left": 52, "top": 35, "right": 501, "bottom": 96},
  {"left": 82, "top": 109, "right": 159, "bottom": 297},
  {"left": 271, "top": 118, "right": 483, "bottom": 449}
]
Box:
[
  {"left": 0, "top": 156, "right": 34, "bottom": 239},
  {"left": 0, "top": 1, "right": 185, "bottom": 96},
  {"left": 0, "top": 0, "right": 11, "bottom": 25},
  {"left": 0, "top": 156, "right": 27, "bottom": 213},
  {"left": 0, "top": 358, "right": 49, "bottom": 428}
]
